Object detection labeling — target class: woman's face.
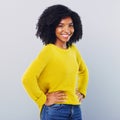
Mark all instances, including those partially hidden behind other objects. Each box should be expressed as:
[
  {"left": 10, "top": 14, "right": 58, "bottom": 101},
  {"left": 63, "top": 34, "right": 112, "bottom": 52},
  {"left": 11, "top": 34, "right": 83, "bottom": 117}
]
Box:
[{"left": 55, "top": 17, "right": 74, "bottom": 44}]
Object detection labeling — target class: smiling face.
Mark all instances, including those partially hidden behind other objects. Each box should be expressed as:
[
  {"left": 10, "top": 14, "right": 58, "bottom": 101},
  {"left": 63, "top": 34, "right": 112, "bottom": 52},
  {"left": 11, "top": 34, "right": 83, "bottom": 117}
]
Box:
[{"left": 55, "top": 17, "right": 74, "bottom": 48}]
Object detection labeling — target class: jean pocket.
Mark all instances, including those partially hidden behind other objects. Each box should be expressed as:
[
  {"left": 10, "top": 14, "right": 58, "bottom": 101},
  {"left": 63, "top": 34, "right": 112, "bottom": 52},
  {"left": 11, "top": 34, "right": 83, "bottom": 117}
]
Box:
[{"left": 45, "top": 104, "right": 63, "bottom": 110}]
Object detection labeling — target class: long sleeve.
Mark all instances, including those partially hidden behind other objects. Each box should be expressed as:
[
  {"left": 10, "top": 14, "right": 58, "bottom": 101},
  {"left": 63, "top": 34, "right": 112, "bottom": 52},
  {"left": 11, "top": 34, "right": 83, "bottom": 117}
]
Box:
[
  {"left": 22, "top": 46, "right": 50, "bottom": 111},
  {"left": 74, "top": 46, "right": 89, "bottom": 98}
]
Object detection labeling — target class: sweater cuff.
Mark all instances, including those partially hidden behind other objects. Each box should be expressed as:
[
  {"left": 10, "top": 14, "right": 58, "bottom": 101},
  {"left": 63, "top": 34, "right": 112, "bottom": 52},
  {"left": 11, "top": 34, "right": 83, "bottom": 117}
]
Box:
[
  {"left": 78, "top": 89, "right": 86, "bottom": 98},
  {"left": 35, "top": 92, "right": 46, "bottom": 111}
]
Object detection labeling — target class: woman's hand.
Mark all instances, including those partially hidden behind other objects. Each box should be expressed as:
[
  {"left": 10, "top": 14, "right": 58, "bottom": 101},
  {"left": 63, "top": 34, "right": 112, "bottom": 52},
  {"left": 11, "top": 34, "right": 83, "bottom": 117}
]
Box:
[
  {"left": 45, "top": 91, "right": 67, "bottom": 106},
  {"left": 76, "top": 90, "right": 84, "bottom": 102}
]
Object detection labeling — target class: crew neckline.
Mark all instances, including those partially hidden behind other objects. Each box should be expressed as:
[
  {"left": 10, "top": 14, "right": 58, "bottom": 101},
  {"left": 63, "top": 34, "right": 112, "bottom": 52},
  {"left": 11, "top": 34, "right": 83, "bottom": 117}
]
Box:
[{"left": 47, "top": 44, "right": 71, "bottom": 52}]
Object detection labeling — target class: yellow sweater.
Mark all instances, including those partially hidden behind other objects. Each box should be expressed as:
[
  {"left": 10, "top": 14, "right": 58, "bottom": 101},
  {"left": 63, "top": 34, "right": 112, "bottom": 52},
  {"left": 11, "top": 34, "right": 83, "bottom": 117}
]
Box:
[{"left": 22, "top": 44, "right": 88, "bottom": 111}]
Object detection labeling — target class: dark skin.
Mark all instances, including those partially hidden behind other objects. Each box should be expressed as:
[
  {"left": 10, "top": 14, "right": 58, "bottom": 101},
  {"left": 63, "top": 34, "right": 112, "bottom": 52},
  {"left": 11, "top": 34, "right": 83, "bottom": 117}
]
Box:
[{"left": 45, "top": 90, "right": 84, "bottom": 106}]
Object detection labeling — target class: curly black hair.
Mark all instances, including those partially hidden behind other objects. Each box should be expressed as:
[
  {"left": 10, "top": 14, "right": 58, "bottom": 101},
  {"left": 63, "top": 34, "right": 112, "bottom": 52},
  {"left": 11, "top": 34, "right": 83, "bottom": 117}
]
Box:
[{"left": 36, "top": 4, "right": 83, "bottom": 46}]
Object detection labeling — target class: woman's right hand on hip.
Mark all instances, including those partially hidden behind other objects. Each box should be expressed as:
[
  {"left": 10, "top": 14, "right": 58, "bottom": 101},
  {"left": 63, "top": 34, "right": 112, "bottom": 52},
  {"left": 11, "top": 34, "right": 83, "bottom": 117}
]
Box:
[{"left": 45, "top": 91, "right": 67, "bottom": 106}]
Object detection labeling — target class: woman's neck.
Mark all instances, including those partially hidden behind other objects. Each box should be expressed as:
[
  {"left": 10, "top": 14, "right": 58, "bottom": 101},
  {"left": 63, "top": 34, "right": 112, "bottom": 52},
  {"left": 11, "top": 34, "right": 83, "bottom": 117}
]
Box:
[{"left": 55, "top": 41, "right": 67, "bottom": 49}]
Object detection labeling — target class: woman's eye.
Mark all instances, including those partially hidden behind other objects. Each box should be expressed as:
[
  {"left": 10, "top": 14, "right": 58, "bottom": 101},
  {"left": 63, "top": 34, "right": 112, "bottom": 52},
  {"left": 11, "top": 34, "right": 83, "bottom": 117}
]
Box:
[
  {"left": 58, "top": 24, "right": 63, "bottom": 27},
  {"left": 69, "top": 24, "right": 74, "bottom": 27}
]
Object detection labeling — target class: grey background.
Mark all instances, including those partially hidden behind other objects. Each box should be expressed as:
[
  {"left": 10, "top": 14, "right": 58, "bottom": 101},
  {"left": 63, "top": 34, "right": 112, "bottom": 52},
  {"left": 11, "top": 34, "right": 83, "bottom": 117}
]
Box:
[{"left": 0, "top": 0, "right": 120, "bottom": 120}]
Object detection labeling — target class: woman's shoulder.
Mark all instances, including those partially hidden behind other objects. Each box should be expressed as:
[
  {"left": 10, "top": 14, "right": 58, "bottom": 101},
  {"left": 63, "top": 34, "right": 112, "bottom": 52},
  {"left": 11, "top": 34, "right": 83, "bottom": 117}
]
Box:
[
  {"left": 70, "top": 44, "right": 79, "bottom": 51},
  {"left": 40, "top": 44, "right": 53, "bottom": 53},
  {"left": 36, "top": 44, "right": 53, "bottom": 59},
  {"left": 70, "top": 44, "right": 82, "bottom": 56}
]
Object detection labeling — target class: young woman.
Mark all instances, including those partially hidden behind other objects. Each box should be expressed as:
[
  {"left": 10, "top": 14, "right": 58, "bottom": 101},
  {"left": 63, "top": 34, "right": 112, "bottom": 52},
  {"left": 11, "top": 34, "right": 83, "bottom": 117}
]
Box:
[{"left": 22, "top": 4, "right": 89, "bottom": 120}]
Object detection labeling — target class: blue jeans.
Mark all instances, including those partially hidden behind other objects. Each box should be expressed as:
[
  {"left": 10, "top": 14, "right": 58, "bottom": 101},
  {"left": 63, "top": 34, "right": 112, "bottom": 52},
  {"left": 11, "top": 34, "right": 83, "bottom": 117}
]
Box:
[{"left": 40, "top": 104, "right": 82, "bottom": 120}]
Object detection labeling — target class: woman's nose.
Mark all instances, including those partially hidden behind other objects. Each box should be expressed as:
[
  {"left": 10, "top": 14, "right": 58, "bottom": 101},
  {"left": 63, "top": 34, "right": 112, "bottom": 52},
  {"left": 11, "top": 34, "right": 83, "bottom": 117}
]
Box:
[{"left": 63, "top": 26, "right": 70, "bottom": 33}]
